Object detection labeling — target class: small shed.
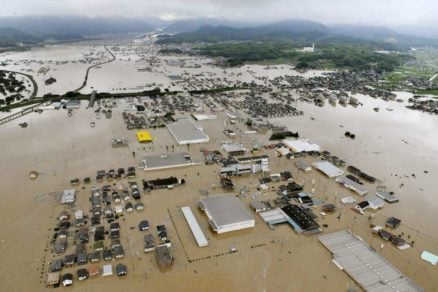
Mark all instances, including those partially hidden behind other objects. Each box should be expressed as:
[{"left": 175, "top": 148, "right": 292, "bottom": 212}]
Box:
[
  {"left": 77, "top": 252, "right": 88, "bottom": 265},
  {"left": 63, "top": 254, "right": 75, "bottom": 266},
  {"left": 77, "top": 268, "right": 89, "bottom": 281},
  {"left": 58, "top": 210, "right": 70, "bottom": 221},
  {"left": 386, "top": 217, "right": 401, "bottom": 229},
  {"left": 74, "top": 210, "right": 83, "bottom": 220},
  {"left": 61, "top": 273, "right": 73, "bottom": 287},
  {"left": 89, "top": 264, "right": 100, "bottom": 277},
  {"left": 103, "top": 249, "right": 113, "bottom": 261},
  {"left": 47, "top": 272, "right": 60, "bottom": 286},
  {"left": 116, "top": 263, "right": 128, "bottom": 277},
  {"left": 139, "top": 220, "right": 150, "bottom": 231},
  {"left": 60, "top": 189, "right": 76, "bottom": 204},
  {"left": 50, "top": 259, "right": 63, "bottom": 272},
  {"left": 250, "top": 201, "right": 268, "bottom": 213},
  {"left": 136, "top": 131, "right": 153, "bottom": 143},
  {"left": 113, "top": 245, "right": 124, "bottom": 258},
  {"left": 102, "top": 264, "right": 113, "bottom": 277},
  {"left": 321, "top": 204, "right": 336, "bottom": 212}
]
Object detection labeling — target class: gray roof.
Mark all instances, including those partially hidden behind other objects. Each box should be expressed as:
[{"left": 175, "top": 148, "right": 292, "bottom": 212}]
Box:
[
  {"left": 60, "top": 189, "right": 76, "bottom": 204},
  {"left": 141, "top": 152, "right": 197, "bottom": 171},
  {"left": 222, "top": 143, "right": 246, "bottom": 153},
  {"left": 336, "top": 176, "right": 368, "bottom": 196},
  {"left": 313, "top": 161, "right": 344, "bottom": 178},
  {"left": 199, "top": 194, "right": 254, "bottom": 228},
  {"left": 319, "top": 230, "right": 423, "bottom": 292},
  {"left": 167, "top": 118, "right": 209, "bottom": 144},
  {"left": 250, "top": 200, "right": 267, "bottom": 210},
  {"left": 376, "top": 191, "right": 399, "bottom": 203}
]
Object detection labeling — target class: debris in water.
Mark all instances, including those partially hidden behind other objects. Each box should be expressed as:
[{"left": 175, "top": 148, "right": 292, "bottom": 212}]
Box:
[{"left": 29, "top": 171, "right": 38, "bottom": 180}]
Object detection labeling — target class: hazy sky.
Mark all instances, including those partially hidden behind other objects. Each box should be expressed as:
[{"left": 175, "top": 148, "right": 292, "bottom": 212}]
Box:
[{"left": 1, "top": 0, "right": 437, "bottom": 26}]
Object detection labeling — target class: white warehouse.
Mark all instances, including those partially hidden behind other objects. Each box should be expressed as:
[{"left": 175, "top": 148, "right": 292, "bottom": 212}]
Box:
[{"left": 199, "top": 194, "right": 255, "bottom": 234}]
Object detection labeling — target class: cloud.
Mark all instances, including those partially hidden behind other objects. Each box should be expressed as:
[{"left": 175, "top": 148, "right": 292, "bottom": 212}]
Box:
[{"left": 0, "top": 0, "right": 437, "bottom": 26}]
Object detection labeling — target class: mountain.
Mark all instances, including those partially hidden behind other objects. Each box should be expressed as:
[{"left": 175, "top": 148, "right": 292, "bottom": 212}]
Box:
[
  {"left": 158, "top": 19, "right": 438, "bottom": 49},
  {"left": 0, "top": 27, "right": 40, "bottom": 47},
  {"left": 158, "top": 24, "right": 358, "bottom": 45},
  {"left": 259, "top": 19, "right": 329, "bottom": 33},
  {"left": 163, "top": 18, "right": 252, "bottom": 33},
  {"left": 0, "top": 15, "right": 154, "bottom": 37},
  {"left": 158, "top": 19, "right": 330, "bottom": 44},
  {"left": 329, "top": 24, "right": 438, "bottom": 47}
]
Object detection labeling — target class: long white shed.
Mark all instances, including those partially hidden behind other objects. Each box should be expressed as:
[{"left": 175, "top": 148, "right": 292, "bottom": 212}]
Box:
[{"left": 181, "top": 206, "right": 208, "bottom": 247}]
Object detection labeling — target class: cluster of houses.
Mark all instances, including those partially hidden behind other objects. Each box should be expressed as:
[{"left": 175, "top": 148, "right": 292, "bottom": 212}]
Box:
[
  {"left": 48, "top": 180, "right": 149, "bottom": 287},
  {"left": 48, "top": 206, "right": 128, "bottom": 287}
]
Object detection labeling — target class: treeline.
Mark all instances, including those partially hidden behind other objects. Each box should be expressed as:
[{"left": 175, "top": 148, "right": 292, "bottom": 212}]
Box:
[
  {"left": 297, "top": 45, "right": 411, "bottom": 72},
  {"left": 199, "top": 41, "right": 299, "bottom": 66},
  {"left": 197, "top": 41, "right": 410, "bottom": 72}
]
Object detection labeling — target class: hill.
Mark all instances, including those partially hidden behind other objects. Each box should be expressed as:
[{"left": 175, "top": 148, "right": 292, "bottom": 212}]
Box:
[
  {"left": 0, "top": 15, "right": 154, "bottom": 37},
  {"left": 0, "top": 27, "right": 39, "bottom": 47},
  {"left": 158, "top": 19, "right": 438, "bottom": 49}
]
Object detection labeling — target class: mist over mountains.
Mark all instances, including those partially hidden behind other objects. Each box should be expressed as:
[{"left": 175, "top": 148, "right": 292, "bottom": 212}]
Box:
[{"left": 0, "top": 15, "right": 436, "bottom": 48}]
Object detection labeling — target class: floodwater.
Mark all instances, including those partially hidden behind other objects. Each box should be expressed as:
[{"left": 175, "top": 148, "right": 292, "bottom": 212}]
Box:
[
  {"left": 0, "top": 39, "right": 438, "bottom": 291},
  {"left": 0, "top": 42, "right": 325, "bottom": 96},
  {"left": 273, "top": 91, "right": 438, "bottom": 235}
]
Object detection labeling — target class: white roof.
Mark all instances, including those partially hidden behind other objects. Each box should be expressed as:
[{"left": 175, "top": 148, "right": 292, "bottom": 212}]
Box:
[
  {"left": 340, "top": 196, "right": 357, "bottom": 204},
  {"left": 199, "top": 194, "right": 254, "bottom": 232},
  {"left": 61, "top": 189, "right": 76, "bottom": 204},
  {"left": 192, "top": 114, "right": 217, "bottom": 121},
  {"left": 421, "top": 251, "right": 438, "bottom": 266},
  {"left": 102, "top": 264, "right": 113, "bottom": 276},
  {"left": 259, "top": 209, "right": 288, "bottom": 224},
  {"left": 283, "top": 139, "right": 320, "bottom": 153},
  {"left": 74, "top": 210, "right": 83, "bottom": 219},
  {"left": 277, "top": 147, "right": 291, "bottom": 156},
  {"left": 376, "top": 190, "right": 399, "bottom": 203},
  {"left": 222, "top": 143, "right": 246, "bottom": 153},
  {"left": 167, "top": 119, "right": 209, "bottom": 145},
  {"left": 319, "top": 230, "right": 423, "bottom": 292},
  {"left": 336, "top": 176, "right": 368, "bottom": 196},
  {"left": 367, "top": 196, "right": 384, "bottom": 209},
  {"left": 181, "top": 207, "right": 208, "bottom": 247},
  {"left": 312, "top": 161, "right": 344, "bottom": 178}
]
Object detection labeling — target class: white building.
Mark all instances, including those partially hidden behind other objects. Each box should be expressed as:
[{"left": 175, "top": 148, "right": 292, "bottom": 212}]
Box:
[
  {"left": 181, "top": 206, "right": 208, "bottom": 247},
  {"left": 199, "top": 194, "right": 255, "bottom": 234},
  {"left": 167, "top": 119, "right": 209, "bottom": 145},
  {"left": 60, "top": 189, "right": 76, "bottom": 204},
  {"left": 283, "top": 139, "right": 320, "bottom": 153},
  {"left": 299, "top": 42, "right": 315, "bottom": 53}
]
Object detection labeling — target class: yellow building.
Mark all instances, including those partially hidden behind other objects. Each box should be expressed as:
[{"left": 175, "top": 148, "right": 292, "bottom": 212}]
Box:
[{"left": 136, "top": 131, "right": 152, "bottom": 143}]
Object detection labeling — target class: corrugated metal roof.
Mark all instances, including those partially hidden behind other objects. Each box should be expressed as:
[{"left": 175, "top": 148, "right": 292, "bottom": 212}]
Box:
[
  {"left": 167, "top": 119, "right": 209, "bottom": 144},
  {"left": 199, "top": 194, "right": 254, "bottom": 230},
  {"left": 319, "top": 230, "right": 423, "bottom": 292},
  {"left": 259, "top": 209, "right": 288, "bottom": 225},
  {"left": 336, "top": 176, "right": 368, "bottom": 196},
  {"left": 181, "top": 206, "right": 208, "bottom": 247},
  {"left": 313, "top": 161, "right": 344, "bottom": 178}
]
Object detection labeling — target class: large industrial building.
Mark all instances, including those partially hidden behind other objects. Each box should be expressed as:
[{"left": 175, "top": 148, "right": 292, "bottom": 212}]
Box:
[
  {"left": 167, "top": 118, "right": 209, "bottom": 145},
  {"left": 319, "top": 230, "right": 423, "bottom": 292},
  {"left": 199, "top": 194, "right": 255, "bottom": 234},
  {"left": 140, "top": 152, "right": 198, "bottom": 171},
  {"left": 312, "top": 161, "right": 344, "bottom": 178},
  {"left": 283, "top": 139, "right": 320, "bottom": 153}
]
